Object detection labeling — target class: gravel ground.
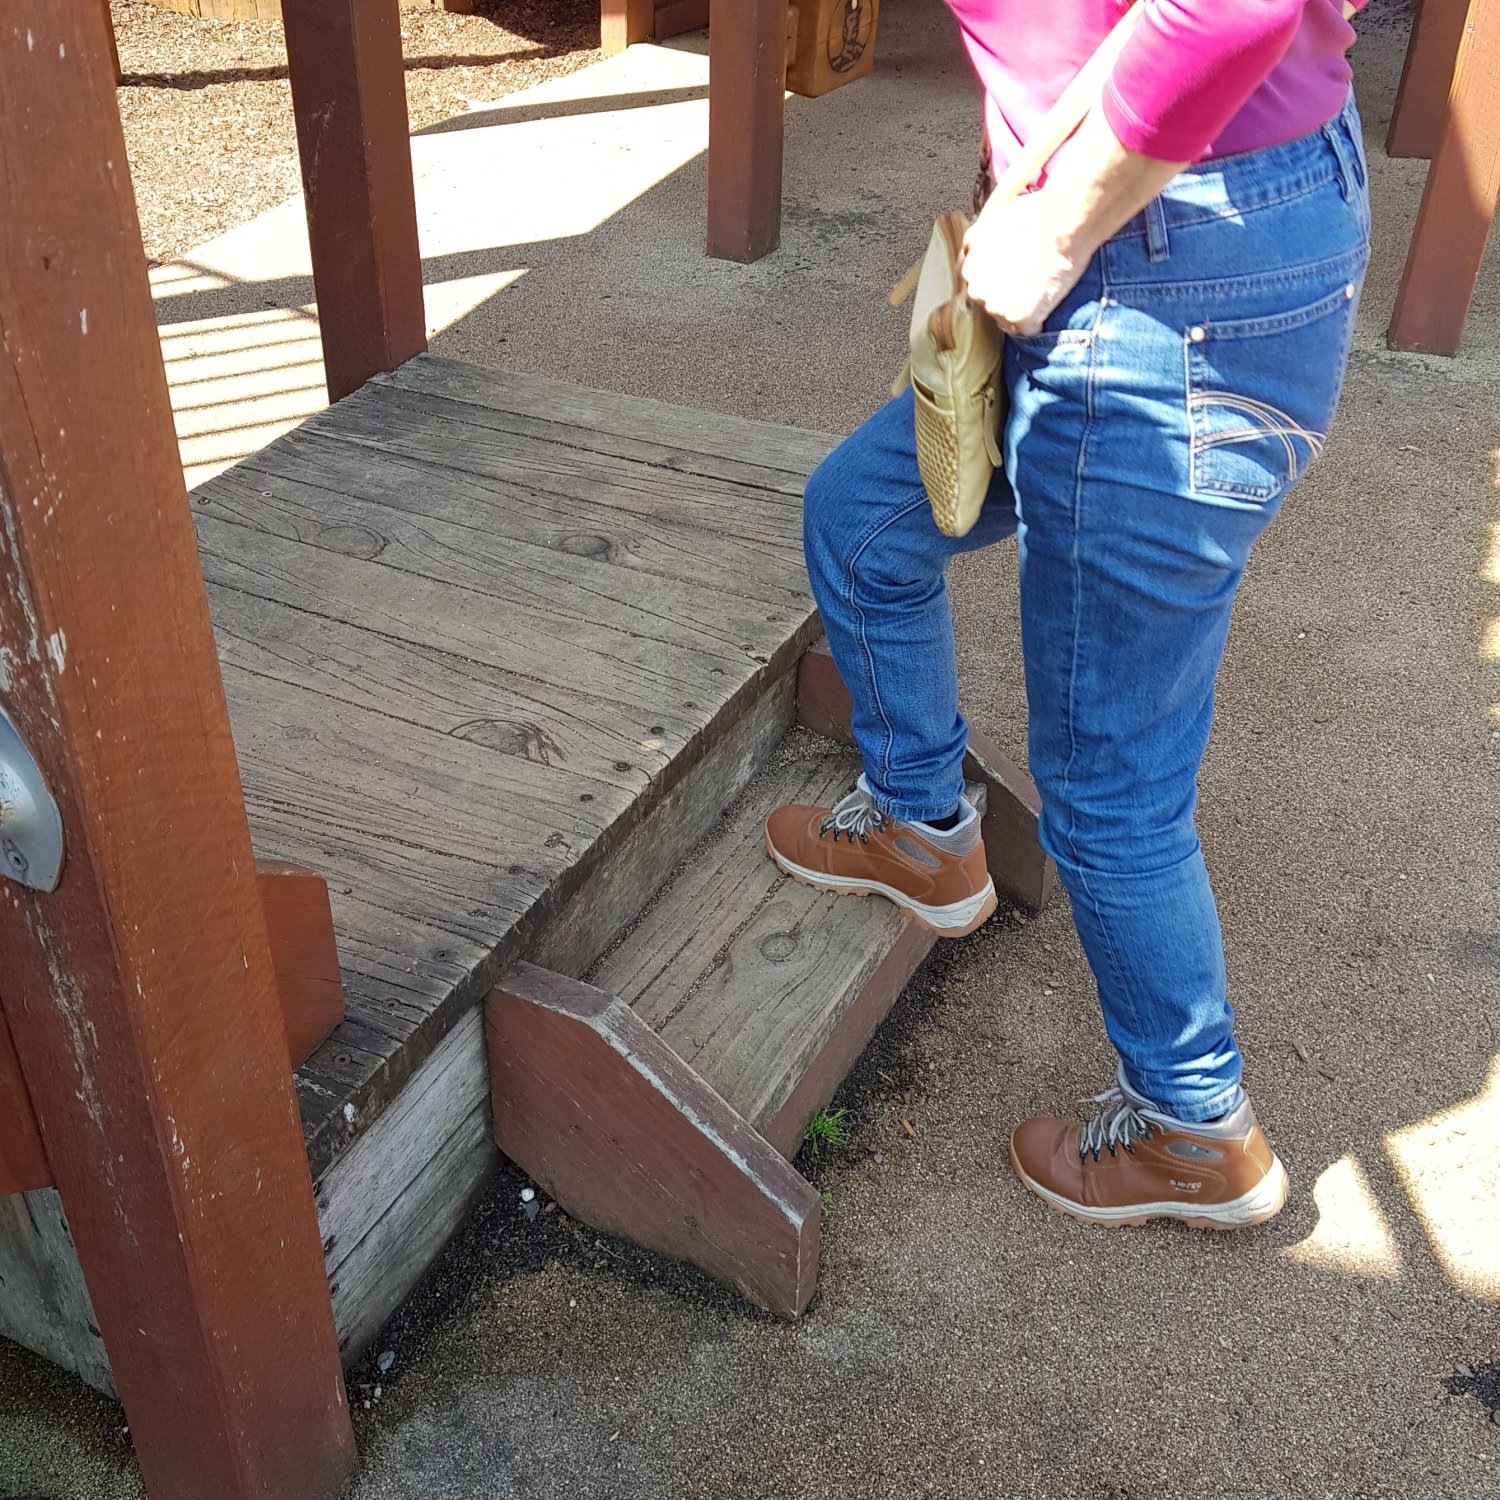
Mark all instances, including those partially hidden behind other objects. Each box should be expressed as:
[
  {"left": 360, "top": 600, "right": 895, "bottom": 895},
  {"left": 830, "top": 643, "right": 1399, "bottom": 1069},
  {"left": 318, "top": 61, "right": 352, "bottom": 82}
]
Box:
[{"left": 111, "top": 0, "right": 601, "bottom": 263}]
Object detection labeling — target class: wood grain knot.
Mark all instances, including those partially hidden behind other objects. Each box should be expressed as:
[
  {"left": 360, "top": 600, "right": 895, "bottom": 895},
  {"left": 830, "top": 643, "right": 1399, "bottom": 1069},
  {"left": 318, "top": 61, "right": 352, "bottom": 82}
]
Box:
[{"left": 758, "top": 932, "right": 798, "bottom": 963}]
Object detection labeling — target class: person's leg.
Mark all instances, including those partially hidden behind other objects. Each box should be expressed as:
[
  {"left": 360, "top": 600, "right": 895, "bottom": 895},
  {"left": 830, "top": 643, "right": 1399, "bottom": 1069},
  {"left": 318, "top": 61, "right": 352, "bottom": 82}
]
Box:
[
  {"left": 1007, "top": 100, "right": 1370, "bottom": 1223},
  {"left": 764, "top": 389, "right": 1017, "bottom": 936},
  {"left": 801, "top": 387, "right": 1017, "bottom": 823}
]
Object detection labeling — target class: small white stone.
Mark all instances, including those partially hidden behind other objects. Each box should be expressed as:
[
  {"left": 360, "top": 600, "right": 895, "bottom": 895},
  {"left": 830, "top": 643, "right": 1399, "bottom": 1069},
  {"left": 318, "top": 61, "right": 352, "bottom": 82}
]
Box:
[
  {"left": 343, "top": 1103, "right": 356, "bottom": 1124},
  {"left": 377, "top": 1350, "right": 395, "bottom": 1374},
  {"left": 569, "top": 1298, "right": 577, "bottom": 1308},
  {"left": 1188, "top": 325, "right": 1207, "bottom": 343},
  {"left": 520, "top": 1187, "right": 536, "bottom": 1203}
]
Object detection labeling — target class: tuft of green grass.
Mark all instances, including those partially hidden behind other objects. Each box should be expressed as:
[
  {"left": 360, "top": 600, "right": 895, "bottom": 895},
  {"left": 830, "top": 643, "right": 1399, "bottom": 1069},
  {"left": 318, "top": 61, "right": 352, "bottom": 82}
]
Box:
[{"left": 803, "top": 1106, "right": 851, "bottom": 1159}]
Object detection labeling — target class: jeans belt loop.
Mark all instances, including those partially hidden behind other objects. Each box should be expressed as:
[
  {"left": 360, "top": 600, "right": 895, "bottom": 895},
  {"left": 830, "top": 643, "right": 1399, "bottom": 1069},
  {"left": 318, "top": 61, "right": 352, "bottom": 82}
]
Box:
[
  {"left": 1145, "top": 196, "right": 1170, "bottom": 262},
  {"left": 1323, "top": 118, "right": 1358, "bottom": 203}
]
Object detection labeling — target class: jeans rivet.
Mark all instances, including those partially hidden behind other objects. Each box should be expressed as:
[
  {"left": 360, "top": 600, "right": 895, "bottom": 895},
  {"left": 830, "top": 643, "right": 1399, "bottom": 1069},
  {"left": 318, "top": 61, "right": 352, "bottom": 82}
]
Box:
[
  {"left": 1188, "top": 325, "right": 1206, "bottom": 343},
  {"left": 1345, "top": 283, "right": 1356, "bottom": 300}
]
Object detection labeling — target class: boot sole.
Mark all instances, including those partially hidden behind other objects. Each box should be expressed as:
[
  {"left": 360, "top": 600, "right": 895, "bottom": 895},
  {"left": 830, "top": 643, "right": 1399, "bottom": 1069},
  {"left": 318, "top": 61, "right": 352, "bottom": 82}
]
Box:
[
  {"left": 766, "top": 835, "right": 999, "bottom": 938},
  {"left": 1009, "top": 1140, "right": 1290, "bottom": 1231}
]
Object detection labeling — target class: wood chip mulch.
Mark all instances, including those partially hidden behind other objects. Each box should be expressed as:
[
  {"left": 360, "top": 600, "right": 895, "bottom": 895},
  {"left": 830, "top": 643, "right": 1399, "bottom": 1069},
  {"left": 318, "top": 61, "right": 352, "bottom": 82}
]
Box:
[{"left": 109, "top": 0, "right": 603, "bottom": 265}]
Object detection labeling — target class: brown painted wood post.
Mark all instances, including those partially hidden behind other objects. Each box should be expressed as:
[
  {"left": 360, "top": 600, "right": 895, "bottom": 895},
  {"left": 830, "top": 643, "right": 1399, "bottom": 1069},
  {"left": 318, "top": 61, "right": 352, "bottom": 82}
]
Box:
[
  {"left": 1388, "top": 0, "right": 1500, "bottom": 355},
  {"left": 97, "top": 0, "right": 121, "bottom": 82},
  {"left": 0, "top": 7, "right": 357, "bottom": 1499},
  {"left": 601, "top": 0, "right": 654, "bottom": 53},
  {"left": 707, "top": 0, "right": 787, "bottom": 261},
  {"left": 283, "top": 0, "right": 427, "bottom": 402},
  {"left": 1387, "top": 0, "right": 1470, "bottom": 159}
]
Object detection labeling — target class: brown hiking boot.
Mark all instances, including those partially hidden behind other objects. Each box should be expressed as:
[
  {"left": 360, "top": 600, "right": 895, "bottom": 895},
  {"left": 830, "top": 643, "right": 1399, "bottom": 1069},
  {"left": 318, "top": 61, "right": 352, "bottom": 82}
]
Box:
[
  {"left": 765, "top": 776, "right": 997, "bottom": 936},
  {"left": 1010, "top": 1075, "right": 1289, "bottom": 1230}
]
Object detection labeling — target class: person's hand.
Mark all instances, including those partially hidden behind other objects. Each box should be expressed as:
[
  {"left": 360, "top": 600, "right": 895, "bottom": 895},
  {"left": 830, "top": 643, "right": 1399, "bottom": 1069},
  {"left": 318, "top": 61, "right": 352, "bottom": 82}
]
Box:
[{"left": 960, "top": 188, "right": 1096, "bottom": 337}]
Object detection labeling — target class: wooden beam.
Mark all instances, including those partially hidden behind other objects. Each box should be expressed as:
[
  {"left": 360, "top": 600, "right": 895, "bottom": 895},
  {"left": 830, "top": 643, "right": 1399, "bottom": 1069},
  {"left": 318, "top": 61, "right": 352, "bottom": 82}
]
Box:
[
  {"left": 97, "top": 0, "right": 120, "bottom": 83},
  {"left": 3, "top": 860, "right": 345, "bottom": 1199},
  {"left": 0, "top": 6, "right": 356, "bottom": 1497},
  {"left": 258, "top": 860, "right": 347, "bottom": 1068},
  {"left": 487, "top": 963, "right": 821, "bottom": 1316},
  {"left": 282, "top": 0, "right": 427, "bottom": 402},
  {"left": 653, "top": 0, "right": 708, "bottom": 41},
  {"left": 796, "top": 638, "right": 1056, "bottom": 911},
  {"left": 601, "top": 0, "right": 654, "bottom": 54},
  {"left": 1387, "top": 0, "right": 1470, "bottom": 159},
  {"left": 707, "top": 0, "right": 787, "bottom": 261},
  {"left": 1388, "top": 0, "right": 1500, "bottom": 354}
]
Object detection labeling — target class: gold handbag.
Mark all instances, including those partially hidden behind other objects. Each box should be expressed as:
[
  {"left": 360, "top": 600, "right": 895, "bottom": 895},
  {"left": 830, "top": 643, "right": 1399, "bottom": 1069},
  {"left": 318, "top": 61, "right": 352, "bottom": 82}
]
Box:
[{"left": 890, "top": 1, "right": 1144, "bottom": 538}]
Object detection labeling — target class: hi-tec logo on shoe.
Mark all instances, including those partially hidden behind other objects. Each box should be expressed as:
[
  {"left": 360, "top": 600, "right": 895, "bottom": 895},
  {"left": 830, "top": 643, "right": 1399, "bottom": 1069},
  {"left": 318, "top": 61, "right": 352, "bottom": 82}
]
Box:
[
  {"left": 1167, "top": 1140, "right": 1226, "bottom": 1162},
  {"left": 1170, "top": 1179, "right": 1203, "bottom": 1193}
]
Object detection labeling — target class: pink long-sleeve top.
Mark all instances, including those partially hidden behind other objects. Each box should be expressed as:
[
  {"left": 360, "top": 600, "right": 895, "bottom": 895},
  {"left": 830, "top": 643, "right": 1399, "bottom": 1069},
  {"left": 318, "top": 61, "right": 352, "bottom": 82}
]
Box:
[{"left": 947, "top": 0, "right": 1365, "bottom": 170}]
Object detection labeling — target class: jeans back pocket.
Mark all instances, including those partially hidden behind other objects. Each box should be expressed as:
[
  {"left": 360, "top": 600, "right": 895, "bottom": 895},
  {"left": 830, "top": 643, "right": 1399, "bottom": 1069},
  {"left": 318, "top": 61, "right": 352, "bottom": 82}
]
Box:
[{"left": 1185, "top": 278, "right": 1361, "bottom": 505}]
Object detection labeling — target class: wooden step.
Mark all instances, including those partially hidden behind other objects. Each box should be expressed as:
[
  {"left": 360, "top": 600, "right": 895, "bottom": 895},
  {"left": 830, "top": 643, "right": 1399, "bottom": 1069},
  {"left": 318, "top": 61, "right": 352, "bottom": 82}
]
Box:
[
  {"left": 589, "top": 745, "right": 957, "bottom": 1158},
  {"left": 486, "top": 739, "right": 979, "bottom": 1315}
]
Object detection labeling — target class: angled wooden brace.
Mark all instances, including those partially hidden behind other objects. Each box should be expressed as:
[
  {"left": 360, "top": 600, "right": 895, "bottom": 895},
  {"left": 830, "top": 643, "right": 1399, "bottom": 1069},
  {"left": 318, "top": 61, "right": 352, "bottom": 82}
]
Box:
[{"left": 487, "top": 962, "right": 822, "bottom": 1316}]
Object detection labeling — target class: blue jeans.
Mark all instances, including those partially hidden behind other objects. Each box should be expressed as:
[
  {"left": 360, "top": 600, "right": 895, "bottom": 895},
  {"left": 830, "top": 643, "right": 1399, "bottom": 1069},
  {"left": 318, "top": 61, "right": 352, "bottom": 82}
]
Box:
[{"left": 804, "top": 96, "right": 1372, "bottom": 1121}]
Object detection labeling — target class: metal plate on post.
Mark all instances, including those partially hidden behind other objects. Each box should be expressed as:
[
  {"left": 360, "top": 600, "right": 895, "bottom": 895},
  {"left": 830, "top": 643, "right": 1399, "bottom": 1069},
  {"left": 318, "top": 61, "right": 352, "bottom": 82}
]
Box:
[{"left": 0, "top": 706, "right": 63, "bottom": 892}]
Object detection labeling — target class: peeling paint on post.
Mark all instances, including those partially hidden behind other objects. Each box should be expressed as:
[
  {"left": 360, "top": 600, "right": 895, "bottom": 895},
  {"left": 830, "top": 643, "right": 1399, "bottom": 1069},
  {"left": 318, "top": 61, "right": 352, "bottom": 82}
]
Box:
[{"left": 0, "top": 5, "right": 356, "bottom": 1498}]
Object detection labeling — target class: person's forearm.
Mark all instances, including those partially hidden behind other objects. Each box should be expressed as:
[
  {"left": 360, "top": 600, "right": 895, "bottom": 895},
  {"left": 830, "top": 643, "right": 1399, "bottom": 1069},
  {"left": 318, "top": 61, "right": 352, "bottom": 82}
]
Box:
[
  {"left": 960, "top": 107, "right": 1186, "bottom": 335},
  {"left": 1033, "top": 106, "right": 1188, "bottom": 263}
]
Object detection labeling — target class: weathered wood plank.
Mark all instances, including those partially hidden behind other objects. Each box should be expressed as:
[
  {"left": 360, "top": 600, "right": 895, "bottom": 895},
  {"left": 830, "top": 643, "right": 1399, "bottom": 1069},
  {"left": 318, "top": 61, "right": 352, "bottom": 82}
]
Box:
[
  {"left": 530, "top": 670, "right": 798, "bottom": 976},
  {"left": 319, "top": 1008, "right": 495, "bottom": 1362},
  {"left": 220, "top": 402, "right": 811, "bottom": 592},
  {"left": 380, "top": 356, "right": 836, "bottom": 483},
  {"left": 196, "top": 509, "right": 782, "bottom": 710},
  {"left": 488, "top": 963, "right": 821, "bottom": 1315},
  {"left": 197, "top": 461, "right": 804, "bottom": 664},
  {"left": 592, "top": 753, "right": 923, "bottom": 1134},
  {"left": 0, "top": 1190, "right": 112, "bottom": 1395}
]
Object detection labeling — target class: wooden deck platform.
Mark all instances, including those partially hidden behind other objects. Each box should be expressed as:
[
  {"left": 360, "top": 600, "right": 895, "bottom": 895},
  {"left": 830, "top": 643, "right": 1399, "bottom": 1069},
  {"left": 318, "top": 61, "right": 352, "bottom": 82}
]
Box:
[
  {"left": 1, "top": 355, "right": 1047, "bottom": 1386},
  {"left": 201, "top": 355, "right": 832, "bottom": 1176},
  {"left": 1, "top": 355, "right": 834, "bottom": 1382}
]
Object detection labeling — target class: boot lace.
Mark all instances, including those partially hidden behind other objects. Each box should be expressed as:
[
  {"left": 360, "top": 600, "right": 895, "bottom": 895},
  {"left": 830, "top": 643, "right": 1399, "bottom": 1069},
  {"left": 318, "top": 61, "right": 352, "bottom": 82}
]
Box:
[
  {"left": 1078, "top": 1084, "right": 1156, "bottom": 1162},
  {"left": 819, "top": 783, "right": 886, "bottom": 843}
]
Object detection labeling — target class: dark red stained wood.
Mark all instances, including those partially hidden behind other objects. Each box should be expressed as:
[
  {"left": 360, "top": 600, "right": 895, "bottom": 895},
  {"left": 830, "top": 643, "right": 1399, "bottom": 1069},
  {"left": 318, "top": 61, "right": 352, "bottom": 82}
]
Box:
[
  {"left": 707, "top": 0, "right": 787, "bottom": 262},
  {"left": 1389, "top": 0, "right": 1500, "bottom": 354},
  {"left": 796, "top": 638, "right": 1056, "bottom": 911},
  {"left": 761, "top": 920, "right": 935, "bottom": 1159},
  {"left": 601, "top": 0, "right": 654, "bottom": 53},
  {"left": 2, "top": 861, "right": 345, "bottom": 1198},
  {"left": 97, "top": 0, "right": 120, "bottom": 83},
  {"left": 654, "top": 0, "right": 708, "bottom": 40},
  {"left": 258, "top": 860, "right": 347, "bottom": 1068},
  {"left": 0, "top": 7, "right": 355, "bottom": 1497},
  {"left": 487, "top": 963, "right": 822, "bottom": 1315},
  {"left": 1387, "top": 0, "right": 1469, "bottom": 159},
  {"left": 282, "top": 0, "right": 427, "bottom": 402},
  {"left": 0, "top": 1010, "right": 51, "bottom": 1196}
]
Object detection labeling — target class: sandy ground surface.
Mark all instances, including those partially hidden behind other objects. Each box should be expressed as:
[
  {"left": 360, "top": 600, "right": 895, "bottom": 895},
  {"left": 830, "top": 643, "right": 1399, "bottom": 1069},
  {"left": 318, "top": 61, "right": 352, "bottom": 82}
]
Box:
[
  {"left": 3, "top": 1, "right": 1498, "bottom": 1497},
  {"left": 111, "top": 0, "right": 602, "bottom": 263}
]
